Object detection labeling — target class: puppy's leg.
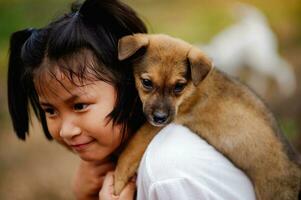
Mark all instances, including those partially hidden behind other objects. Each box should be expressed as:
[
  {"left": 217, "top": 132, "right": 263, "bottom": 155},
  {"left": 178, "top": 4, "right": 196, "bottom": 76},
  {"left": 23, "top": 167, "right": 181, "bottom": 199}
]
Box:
[{"left": 114, "top": 123, "right": 161, "bottom": 195}]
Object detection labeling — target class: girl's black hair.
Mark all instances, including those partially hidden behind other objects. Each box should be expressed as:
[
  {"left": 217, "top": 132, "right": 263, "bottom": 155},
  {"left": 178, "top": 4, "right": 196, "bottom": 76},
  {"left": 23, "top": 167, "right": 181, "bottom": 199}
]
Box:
[{"left": 7, "top": 0, "right": 147, "bottom": 141}]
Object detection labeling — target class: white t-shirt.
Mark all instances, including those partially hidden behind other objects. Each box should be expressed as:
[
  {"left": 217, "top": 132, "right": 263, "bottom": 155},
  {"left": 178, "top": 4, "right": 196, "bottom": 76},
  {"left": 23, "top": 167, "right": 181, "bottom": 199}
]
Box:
[{"left": 136, "top": 123, "right": 256, "bottom": 200}]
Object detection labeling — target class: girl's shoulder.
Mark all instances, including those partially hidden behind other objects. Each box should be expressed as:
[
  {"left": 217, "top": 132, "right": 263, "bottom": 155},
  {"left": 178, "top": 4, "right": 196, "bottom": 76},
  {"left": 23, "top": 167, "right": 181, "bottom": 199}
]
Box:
[
  {"left": 136, "top": 123, "right": 256, "bottom": 200},
  {"left": 138, "top": 123, "right": 237, "bottom": 181}
]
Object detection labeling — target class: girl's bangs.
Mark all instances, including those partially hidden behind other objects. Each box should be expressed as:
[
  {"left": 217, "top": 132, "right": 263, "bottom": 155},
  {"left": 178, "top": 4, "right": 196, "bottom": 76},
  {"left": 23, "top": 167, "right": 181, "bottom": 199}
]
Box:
[{"left": 33, "top": 48, "right": 114, "bottom": 98}]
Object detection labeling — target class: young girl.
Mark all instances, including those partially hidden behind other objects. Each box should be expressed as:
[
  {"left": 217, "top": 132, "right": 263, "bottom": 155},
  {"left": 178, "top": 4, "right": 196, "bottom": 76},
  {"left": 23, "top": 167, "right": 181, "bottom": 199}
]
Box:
[{"left": 7, "top": 0, "right": 256, "bottom": 199}]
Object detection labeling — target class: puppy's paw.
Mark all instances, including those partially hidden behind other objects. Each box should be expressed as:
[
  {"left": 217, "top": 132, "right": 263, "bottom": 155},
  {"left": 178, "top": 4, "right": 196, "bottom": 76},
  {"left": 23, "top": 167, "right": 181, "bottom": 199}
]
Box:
[{"left": 114, "top": 155, "right": 140, "bottom": 195}]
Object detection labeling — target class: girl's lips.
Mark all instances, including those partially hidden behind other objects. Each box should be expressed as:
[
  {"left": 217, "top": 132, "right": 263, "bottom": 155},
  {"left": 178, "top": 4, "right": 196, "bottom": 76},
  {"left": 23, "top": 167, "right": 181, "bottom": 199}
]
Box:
[{"left": 71, "top": 140, "right": 95, "bottom": 151}]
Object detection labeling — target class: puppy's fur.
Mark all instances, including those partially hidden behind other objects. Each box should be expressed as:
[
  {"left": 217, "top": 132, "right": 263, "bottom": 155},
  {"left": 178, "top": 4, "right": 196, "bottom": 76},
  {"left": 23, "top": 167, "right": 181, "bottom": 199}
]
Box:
[{"left": 114, "top": 34, "right": 301, "bottom": 200}]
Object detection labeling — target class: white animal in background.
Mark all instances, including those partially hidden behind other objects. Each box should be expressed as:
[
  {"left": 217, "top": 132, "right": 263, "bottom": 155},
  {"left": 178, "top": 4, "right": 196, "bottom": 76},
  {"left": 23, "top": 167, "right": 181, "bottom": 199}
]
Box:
[{"left": 199, "top": 3, "right": 296, "bottom": 98}]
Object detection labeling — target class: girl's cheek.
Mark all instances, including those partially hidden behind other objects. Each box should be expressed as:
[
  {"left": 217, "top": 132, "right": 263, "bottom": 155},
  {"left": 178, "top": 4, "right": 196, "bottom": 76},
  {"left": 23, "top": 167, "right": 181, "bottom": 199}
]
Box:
[
  {"left": 46, "top": 119, "right": 62, "bottom": 141},
  {"left": 46, "top": 118, "right": 72, "bottom": 150}
]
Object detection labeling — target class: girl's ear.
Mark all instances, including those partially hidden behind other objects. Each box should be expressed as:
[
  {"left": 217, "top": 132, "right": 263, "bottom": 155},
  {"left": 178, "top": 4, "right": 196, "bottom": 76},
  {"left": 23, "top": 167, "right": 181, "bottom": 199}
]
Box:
[
  {"left": 118, "top": 34, "right": 149, "bottom": 61},
  {"left": 7, "top": 28, "right": 35, "bottom": 140}
]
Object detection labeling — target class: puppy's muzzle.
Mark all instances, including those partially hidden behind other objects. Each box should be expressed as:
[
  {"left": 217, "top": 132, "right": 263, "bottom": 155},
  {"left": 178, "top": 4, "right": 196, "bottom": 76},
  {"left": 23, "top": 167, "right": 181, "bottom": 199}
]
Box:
[{"left": 152, "top": 110, "right": 169, "bottom": 126}]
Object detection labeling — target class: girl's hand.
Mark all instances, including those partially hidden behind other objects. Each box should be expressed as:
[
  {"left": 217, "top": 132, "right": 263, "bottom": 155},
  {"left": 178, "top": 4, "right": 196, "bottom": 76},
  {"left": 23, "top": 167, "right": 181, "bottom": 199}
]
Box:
[
  {"left": 99, "top": 172, "right": 136, "bottom": 200},
  {"left": 73, "top": 160, "right": 115, "bottom": 200}
]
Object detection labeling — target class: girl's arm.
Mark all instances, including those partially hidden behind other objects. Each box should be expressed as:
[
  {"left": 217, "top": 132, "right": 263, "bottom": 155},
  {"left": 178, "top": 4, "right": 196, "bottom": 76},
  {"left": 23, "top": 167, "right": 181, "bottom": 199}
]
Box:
[{"left": 73, "top": 160, "right": 115, "bottom": 200}]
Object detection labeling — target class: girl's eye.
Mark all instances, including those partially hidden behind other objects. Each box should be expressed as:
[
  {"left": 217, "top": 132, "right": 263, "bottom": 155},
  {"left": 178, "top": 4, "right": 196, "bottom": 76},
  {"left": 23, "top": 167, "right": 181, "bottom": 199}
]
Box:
[
  {"left": 141, "top": 78, "right": 153, "bottom": 90},
  {"left": 44, "top": 108, "right": 57, "bottom": 117},
  {"left": 73, "top": 103, "right": 89, "bottom": 111}
]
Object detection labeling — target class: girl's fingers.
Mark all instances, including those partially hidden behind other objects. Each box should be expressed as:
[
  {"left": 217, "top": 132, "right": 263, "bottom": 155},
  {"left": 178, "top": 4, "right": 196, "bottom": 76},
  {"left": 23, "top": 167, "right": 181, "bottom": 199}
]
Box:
[
  {"left": 99, "top": 172, "right": 136, "bottom": 200},
  {"left": 102, "top": 171, "right": 114, "bottom": 188},
  {"left": 99, "top": 171, "right": 119, "bottom": 200},
  {"left": 119, "top": 181, "right": 136, "bottom": 200}
]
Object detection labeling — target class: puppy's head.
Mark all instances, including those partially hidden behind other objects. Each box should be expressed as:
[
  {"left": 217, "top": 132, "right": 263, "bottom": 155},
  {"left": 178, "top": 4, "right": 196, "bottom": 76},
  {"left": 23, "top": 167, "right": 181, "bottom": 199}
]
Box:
[{"left": 118, "top": 34, "right": 213, "bottom": 126}]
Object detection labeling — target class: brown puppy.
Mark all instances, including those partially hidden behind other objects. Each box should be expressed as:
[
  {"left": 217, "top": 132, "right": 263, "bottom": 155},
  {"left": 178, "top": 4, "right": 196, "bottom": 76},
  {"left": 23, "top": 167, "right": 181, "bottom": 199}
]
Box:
[{"left": 114, "top": 34, "right": 301, "bottom": 199}]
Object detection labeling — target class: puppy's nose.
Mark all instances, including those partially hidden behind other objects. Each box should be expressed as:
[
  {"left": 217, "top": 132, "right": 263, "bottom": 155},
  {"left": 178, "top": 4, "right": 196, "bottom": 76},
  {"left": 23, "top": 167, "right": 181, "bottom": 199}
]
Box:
[{"left": 153, "top": 111, "right": 168, "bottom": 124}]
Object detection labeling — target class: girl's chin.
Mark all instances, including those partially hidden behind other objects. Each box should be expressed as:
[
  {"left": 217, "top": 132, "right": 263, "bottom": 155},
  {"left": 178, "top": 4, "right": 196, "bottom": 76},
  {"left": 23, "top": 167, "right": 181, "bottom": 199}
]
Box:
[
  {"left": 79, "top": 154, "right": 103, "bottom": 162},
  {"left": 77, "top": 151, "right": 112, "bottom": 163},
  {"left": 72, "top": 142, "right": 117, "bottom": 163}
]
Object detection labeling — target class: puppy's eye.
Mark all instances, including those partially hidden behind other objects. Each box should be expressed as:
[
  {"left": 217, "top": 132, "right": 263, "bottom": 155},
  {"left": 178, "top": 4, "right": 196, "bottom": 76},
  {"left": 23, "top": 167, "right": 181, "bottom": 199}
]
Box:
[
  {"left": 141, "top": 78, "right": 153, "bottom": 90},
  {"left": 174, "top": 82, "right": 186, "bottom": 94}
]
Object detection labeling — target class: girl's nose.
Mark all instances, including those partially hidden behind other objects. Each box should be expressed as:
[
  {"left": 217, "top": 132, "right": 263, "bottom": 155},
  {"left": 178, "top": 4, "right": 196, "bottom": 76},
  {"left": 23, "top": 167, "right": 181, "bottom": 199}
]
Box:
[{"left": 59, "top": 119, "right": 81, "bottom": 139}]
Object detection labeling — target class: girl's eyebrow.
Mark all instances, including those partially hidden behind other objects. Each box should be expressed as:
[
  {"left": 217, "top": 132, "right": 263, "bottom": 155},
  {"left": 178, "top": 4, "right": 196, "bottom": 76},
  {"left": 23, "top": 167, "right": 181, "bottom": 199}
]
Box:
[
  {"left": 39, "top": 94, "right": 81, "bottom": 106},
  {"left": 39, "top": 102, "right": 52, "bottom": 107},
  {"left": 63, "top": 94, "right": 81, "bottom": 104}
]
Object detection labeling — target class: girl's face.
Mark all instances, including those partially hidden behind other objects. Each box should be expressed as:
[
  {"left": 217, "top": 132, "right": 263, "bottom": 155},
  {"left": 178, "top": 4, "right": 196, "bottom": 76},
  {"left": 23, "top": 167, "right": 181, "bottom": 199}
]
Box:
[{"left": 36, "top": 71, "right": 122, "bottom": 162}]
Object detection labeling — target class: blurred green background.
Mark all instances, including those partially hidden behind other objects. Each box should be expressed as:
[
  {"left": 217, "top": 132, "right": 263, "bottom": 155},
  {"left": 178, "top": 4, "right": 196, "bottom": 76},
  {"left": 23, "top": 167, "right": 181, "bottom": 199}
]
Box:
[{"left": 0, "top": 0, "right": 300, "bottom": 199}]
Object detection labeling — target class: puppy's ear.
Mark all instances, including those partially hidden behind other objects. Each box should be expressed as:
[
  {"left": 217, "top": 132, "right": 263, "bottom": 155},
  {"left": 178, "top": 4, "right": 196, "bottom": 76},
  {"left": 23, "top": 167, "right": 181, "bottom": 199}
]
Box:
[
  {"left": 118, "top": 34, "right": 149, "bottom": 61},
  {"left": 187, "top": 47, "right": 213, "bottom": 86}
]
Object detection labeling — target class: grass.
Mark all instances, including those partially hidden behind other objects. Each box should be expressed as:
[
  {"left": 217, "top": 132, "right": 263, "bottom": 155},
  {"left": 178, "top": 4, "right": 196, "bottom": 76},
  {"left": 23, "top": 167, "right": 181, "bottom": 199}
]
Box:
[{"left": 279, "top": 118, "right": 299, "bottom": 139}]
